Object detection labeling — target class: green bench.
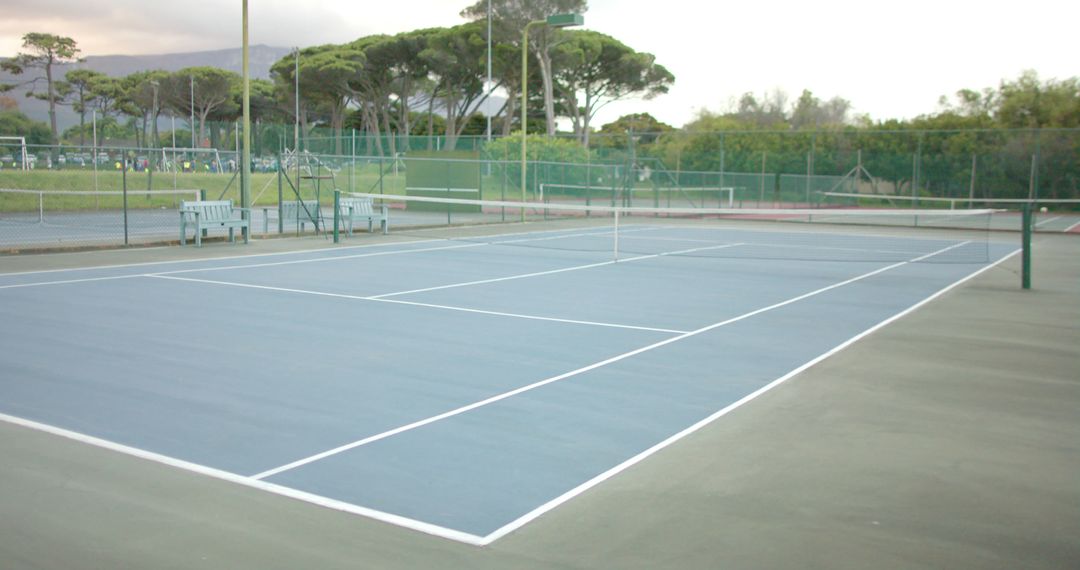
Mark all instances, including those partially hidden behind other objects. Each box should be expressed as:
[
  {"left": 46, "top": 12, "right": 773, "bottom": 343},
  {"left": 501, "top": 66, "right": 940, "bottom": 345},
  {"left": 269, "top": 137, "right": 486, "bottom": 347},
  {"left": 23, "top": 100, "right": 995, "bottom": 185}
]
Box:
[
  {"left": 262, "top": 200, "right": 323, "bottom": 234},
  {"left": 337, "top": 196, "right": 389, "bottom": 235},
  {"left": 180, "top": 200, "right": 250, "bottom": 247}
]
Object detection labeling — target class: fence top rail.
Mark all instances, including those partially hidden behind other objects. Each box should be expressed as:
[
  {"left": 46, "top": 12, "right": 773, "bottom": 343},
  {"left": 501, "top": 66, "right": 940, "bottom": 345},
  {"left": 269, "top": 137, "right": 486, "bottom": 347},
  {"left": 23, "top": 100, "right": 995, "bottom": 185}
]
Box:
[
  {"left": 0, "top": 188, "right": 202, "bottom": 197},
  {"left": 821, "top": 191, "right": 1080, "bottom": 204}
]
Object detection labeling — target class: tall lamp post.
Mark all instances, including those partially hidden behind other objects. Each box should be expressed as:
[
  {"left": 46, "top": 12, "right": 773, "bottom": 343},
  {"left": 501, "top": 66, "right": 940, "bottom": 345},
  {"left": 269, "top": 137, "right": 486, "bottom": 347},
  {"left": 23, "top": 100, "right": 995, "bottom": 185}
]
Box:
[
  {"left": 240, "top": 0, "right": 251, "bottom": 241},
  {"left": 520, "top": 13, "right": 583, "bottom": 221}
]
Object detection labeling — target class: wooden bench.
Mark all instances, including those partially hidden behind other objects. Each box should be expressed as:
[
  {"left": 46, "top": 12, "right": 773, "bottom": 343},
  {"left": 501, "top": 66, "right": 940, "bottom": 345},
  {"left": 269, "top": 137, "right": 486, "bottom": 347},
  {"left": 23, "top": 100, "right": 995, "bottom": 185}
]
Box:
[
  {"left": 180, "top": 200, "right": 249, "bottom": 247},
  {"left": 337, "top": 197, "right": 389, "bottom": 235},
  {"left": 262, "top": 200, "right": 323, "bottom": 234}
]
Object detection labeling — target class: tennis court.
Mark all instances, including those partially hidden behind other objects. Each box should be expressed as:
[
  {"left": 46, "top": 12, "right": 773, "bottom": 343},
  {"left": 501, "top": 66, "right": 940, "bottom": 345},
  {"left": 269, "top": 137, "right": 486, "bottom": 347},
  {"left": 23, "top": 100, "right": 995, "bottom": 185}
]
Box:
[{"left": 0, "top": 206, "right": 1024, "bottom": 545}]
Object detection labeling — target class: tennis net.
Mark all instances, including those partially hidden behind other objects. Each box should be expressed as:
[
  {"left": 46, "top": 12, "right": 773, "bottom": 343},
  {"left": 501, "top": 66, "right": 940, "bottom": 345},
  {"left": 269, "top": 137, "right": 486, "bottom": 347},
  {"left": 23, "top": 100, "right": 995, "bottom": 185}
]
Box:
[{"left": 342, "top": 192, "right": 996, "bottom": 264}]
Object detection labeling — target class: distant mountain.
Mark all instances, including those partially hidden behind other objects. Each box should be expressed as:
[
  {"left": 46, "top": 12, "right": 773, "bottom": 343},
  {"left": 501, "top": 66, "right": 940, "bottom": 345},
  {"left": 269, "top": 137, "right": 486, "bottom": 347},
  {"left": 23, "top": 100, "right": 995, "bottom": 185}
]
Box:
[{"left": 1, "top": 45, "right": 293, "bottom": 132}]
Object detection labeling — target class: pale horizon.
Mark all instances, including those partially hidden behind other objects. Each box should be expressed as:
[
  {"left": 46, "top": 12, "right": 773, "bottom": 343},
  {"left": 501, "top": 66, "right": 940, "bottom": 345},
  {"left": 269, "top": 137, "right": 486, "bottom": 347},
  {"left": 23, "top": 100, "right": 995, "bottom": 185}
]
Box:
[{"left": 2, "top": 0, "right": 1077, "bottom": 128}]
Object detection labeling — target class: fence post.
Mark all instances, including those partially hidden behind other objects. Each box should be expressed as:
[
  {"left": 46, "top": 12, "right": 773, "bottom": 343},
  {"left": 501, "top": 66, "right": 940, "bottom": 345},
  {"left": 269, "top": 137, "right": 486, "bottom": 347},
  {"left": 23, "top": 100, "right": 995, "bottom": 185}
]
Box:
[
  {"left": 277, "top": 154, "right": 283, "bottom": 234},
  {"left": 122, "top": 160, "right": 129, "bottom": 245},
  {"left": 1021, "top": 202, "right": 1032, "bottom": 289},
  {"left": 333, "top": 189, "right": 340, "bottom": 244},
  {"left": 968, "top": 153, "right": 977, "bottom": 207}
]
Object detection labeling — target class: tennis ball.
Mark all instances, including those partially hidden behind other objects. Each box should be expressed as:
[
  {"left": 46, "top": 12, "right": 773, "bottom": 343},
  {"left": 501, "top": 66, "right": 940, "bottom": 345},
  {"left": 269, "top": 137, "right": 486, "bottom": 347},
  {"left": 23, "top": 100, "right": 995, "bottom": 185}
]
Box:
[{"left": 1040, "top": 206, "right": 1048, "bottom": 213}]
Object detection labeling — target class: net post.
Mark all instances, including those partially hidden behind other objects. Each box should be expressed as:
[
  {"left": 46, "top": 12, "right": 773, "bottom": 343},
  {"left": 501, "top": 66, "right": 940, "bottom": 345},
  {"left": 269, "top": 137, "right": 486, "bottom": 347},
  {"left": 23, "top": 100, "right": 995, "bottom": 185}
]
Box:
[
  {"left": 333, "top": 189, "right": 341, "bottom": 244},
  {"left": 1021, "top": 202, "right": 1032, "bottom": 289},
  {"left": 613, "top": 206, "right": 620, "bottom": 262}
]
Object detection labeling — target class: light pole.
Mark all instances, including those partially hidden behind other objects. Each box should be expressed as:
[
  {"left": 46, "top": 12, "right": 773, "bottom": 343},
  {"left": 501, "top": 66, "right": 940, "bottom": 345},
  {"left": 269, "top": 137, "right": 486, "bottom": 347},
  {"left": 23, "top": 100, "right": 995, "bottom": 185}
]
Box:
[
  {"left": 150, "top": 79, "right": 159, "bottom": 179},
  {"left": 485, "top": 0, "right": 492, "bottom": 144},
  {"left": 189, "top": 75, "right": 195, "bottom": 149},
  {"left": 293, "top": 47, "right": 300, "bottom": 154},
  {"left": 520, "top": 13, "right": 582, "bottom": 221},
  {"left": 241, "top": 0, "right": 251, "bottom": 240}
]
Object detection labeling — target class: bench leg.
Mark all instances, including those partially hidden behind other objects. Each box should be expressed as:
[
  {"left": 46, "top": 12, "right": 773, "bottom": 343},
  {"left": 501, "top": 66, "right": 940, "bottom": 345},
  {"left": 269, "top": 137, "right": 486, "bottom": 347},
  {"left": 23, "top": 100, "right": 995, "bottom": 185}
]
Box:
[
  {"left": 195, "top": 224, "right": 201, "bottom": 247},
  {"left": 228, "top": 227, "right": 234, "bottom": 243}
]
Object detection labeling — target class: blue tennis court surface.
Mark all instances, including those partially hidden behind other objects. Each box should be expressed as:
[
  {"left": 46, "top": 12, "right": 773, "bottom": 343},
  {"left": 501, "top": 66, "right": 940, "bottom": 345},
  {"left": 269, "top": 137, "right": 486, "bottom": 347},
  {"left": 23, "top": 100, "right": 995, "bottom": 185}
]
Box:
[{"left": 0, "top": 222, "right": 1019, "bottom": 544}]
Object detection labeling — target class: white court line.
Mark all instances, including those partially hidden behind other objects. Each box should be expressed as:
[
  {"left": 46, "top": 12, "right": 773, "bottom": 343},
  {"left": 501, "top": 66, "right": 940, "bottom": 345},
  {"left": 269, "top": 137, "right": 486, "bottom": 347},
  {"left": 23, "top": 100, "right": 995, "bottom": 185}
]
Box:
[
  {"left": 0, "top": 222, "right": 613, "bottom": 282},
  {"left": 479, "top": 246, "right": 1023, "bottom": 545},
  {"left": 145, "top": 274, "right": 684, "bottom": 334},
  {"left": 368, "top": 259, "right": 620, "bottom": 299},
  {"left": 0, "top": 232, "right": 594, "bottom": 289},
  {"left": 0, "top": 242, "right": 487, "bottom": 290},
  {"left": 0, "top": 412, "right": 486, "bottom": 545},
  {"left": 370, "top": 243, "right": 743, "bottom": 300},
  {"left": 1065, "top": 219, "right": 1080, "bottom": 233},
  {"left": 1034, "top": 215, "right": 1062, "bottom": 227},
  {"left": 250, "top": 241, "right": 972, "bottom": 482},
  {"left": 0, "top": 273, "right": 145, "bottom": 290},
  {"left": 153, "top": 242, "right": 489, "bottom": 275},
  {"left": 0, "top": 237, "right": 440, "bottom": 277},
  {"left": 0, "top": 242, "right": 1016, "bottom": 547}
]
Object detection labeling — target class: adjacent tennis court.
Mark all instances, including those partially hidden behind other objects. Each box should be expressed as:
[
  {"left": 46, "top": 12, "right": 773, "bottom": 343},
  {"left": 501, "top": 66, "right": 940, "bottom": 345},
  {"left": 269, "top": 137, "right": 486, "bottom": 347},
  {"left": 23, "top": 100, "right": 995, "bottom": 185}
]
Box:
[{"left": 0, "top": 208, "right": 1022, "bottom": 545}]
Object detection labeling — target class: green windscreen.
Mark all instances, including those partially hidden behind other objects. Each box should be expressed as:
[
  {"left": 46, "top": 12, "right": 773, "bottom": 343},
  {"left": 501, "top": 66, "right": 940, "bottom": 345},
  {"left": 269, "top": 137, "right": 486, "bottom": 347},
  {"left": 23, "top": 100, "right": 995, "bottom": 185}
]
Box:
[{"left": 405, "top": 151, "right": 481, "bottom": 213}]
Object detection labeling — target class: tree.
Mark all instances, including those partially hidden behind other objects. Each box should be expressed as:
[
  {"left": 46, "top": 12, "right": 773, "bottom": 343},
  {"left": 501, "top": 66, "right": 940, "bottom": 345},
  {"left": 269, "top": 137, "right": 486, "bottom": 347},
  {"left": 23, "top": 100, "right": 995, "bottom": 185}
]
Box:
[
  {"left": 730, "top": 90, "right": 789, "bottom": 128},
  {"left": 0, "top": 33, "right": 82, "bottom": 143},
  {"left": 790, "top": 90, "right": 851, "bottom": 129},
  {"left": 995, "top": 70, "right": 1080, "bottom": 129},
  {"left": 461, "top": 0, "right": 589, "bottom": 136},
  {"left": 593, "top": 113, "right": 674, "bottom": 148},
  {"left": 345, "top": 35, "right": 400, "bottom": 156},
  {"left": 119, "top": 70, "right": 169, "bottom": 149},
  {"left": 88, "top": 75, "right": 123, "bottom": 122},
  {"left": 358, "top": 30, "right": 436, "bottom": 155},
  {"left": 419, "top": 22, "right": 490, "bottom": 150},
  {"left": 62, "top": 69, "right": 105, "bottom": 146},
  {"left": 303, "top": 45, "right": 366, "bottom": 154},
  {"left": 554, "top": 30, "right": 673, "bottom": 147},
  {"left": 0, "top": 109, "right": 52, "bottom": 145},
  {"left": 271, "top": 46, "right": 363, "bottom": 153},
  {"left": 160, "top": 67, "right": 239, "bottom": 148}
]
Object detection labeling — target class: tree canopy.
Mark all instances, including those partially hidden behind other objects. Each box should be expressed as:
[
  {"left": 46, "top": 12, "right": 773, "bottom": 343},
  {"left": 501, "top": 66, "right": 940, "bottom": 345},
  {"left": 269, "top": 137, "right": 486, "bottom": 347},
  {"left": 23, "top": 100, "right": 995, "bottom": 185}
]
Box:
[{"left": 1, "top": 33, "right": 82, "bottom": 143}]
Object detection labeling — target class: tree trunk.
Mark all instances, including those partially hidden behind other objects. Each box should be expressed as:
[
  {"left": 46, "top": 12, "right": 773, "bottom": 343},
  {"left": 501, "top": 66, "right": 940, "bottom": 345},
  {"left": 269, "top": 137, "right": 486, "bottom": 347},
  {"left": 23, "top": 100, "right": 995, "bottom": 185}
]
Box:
[
  {"left": 151, "top": 109, "right": 160, "bottom": 150},
  {"left": 198, "top": 110, "right": 209, "bottom": 149},
  {"left": 381, "top": 103, "right": 397, "bottom": 158},
  {"left": 426, "top": 94, "right": 436, "bottom": 151},
  {"left": 501, "top": 87, "right": 516, "bottom": 137},
  {"left": 45, "top": 62, "right": 58, "bottom": 143},
  {"left": 537, "top": 46, "right": 557, "bottom": 136},
  {"left": 398, "top": 79, "right": 411, "bottom": 154},
  {"left": 444, "top": 92, "right": 459, "bottom": 152},
  {"left": 332, "top": 103, "right": 344, "bottom": 156},
  {"left": 365, "top": 104, "right": 384, "bottom": 157}
]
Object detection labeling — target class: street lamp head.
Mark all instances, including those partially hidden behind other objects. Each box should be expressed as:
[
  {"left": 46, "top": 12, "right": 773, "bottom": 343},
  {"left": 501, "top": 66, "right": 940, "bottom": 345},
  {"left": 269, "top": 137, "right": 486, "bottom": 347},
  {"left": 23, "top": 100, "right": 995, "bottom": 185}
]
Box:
[{"left": 545, "top": 13, "right": 584, "bottom": 27}]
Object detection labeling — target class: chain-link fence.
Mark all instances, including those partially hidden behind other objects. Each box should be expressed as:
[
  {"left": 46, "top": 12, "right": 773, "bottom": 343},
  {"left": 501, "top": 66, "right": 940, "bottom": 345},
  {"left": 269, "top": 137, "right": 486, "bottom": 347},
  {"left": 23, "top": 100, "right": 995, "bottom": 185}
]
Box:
[{"left": 1, "top": 127, "right": 1077, "bottom": 251}]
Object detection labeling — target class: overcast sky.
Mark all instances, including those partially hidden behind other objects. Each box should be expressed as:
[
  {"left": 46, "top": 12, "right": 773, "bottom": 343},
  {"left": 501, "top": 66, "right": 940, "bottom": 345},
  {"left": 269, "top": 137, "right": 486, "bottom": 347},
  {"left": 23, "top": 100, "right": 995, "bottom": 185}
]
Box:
[{"left": 1, "top": 0, "right": 1076, "bottom": 128}]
